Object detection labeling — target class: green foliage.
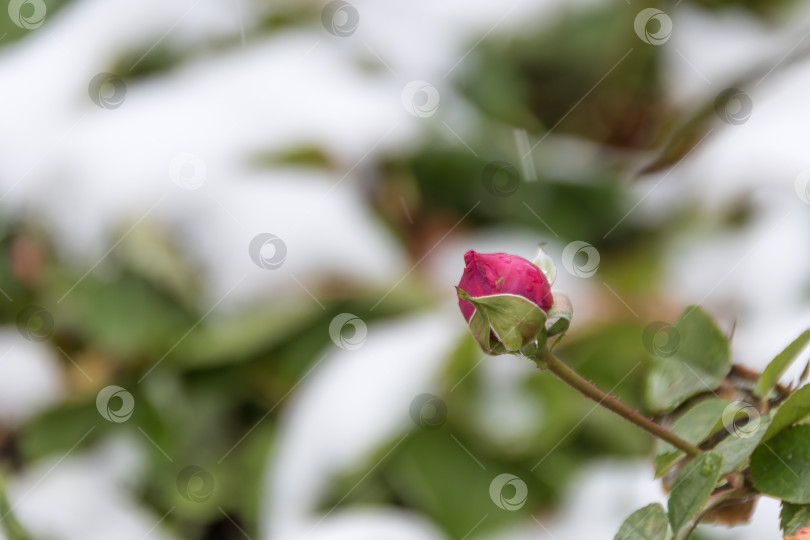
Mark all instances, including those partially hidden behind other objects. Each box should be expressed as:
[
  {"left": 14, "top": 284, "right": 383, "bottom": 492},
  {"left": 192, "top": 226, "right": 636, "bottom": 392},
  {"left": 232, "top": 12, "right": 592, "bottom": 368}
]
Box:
[
  {"left": 375, "top": 432, "right": 542, "bottom": 539},
  {"left": 462, "top": 4, "right": 662, "bottom": 149},
  {"left": 393, "top": 147, "right": 629, "bottom": 242},
  {"left": 617, "top": 309, "right": 810, "bottom": 538},
  {"left": 763, "top": 384, "right": 810, "bottom": 442},
  {"left": 614, "top": 503, "right": 670, "bottom": 540},
  {"left": 20, "top": 399, "right": 106, "bottom": 459},
  {"left": 49, "top": 271, "right": 195, "bottom": 360},
  {"left": 713, "top": 412, "right": 772, "bottom": 475},
  {"left": 751, "top": 426, "right": 810, "bottom": 504},
  {"left": 754, "top": 329, "right": 810, "bottom": 399},
  {"left": 176, "top": 302, "right": 325, "bottom": 368},
  {"left": 644, "top": 306, "right": 732, "bottom": 413},
  {"left": 667, "top": 452, "right": 725, "bottom": 538}
]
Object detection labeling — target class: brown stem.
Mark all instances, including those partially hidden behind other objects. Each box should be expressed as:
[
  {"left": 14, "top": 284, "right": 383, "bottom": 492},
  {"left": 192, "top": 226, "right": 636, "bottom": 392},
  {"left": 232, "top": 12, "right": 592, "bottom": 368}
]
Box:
[
  {"left": 538, "top": 349, "right": 702, "bottom": 457},
  {"left": 729, "top": 364, "right": 791, "bottom": 399}
]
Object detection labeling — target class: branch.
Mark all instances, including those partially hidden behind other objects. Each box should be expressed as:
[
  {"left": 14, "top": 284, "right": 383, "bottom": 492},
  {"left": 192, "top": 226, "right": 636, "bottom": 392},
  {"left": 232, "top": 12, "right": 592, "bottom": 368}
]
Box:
[{"left": 537, "top": 349, "right": 702, "bottom": 456}]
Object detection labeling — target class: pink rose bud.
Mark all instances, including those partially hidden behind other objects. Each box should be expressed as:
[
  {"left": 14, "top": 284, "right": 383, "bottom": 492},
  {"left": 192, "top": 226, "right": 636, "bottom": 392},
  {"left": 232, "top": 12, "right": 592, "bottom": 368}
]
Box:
[{"left": 456, "top": 250, "right": 554, "bottom": 354}]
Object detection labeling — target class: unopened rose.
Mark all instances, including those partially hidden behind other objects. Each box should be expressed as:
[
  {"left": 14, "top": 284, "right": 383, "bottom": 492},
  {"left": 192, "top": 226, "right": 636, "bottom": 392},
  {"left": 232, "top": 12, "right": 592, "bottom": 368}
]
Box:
[
  {"left": 457, "top": 251, "right": 553, "bottom": 319},
  {"left": 456, "top": 249, "right": 571, "bottom": 354}
]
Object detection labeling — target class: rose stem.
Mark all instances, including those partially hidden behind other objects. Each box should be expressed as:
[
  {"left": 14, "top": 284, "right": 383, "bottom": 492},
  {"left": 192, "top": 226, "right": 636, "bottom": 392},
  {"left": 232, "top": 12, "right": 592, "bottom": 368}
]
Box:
[{"left": 538, "top": 348, "right": 702, "bottom": 457}]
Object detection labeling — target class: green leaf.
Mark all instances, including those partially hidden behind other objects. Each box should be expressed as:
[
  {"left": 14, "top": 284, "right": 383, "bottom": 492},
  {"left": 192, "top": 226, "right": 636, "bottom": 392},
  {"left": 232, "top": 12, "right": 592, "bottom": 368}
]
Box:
[
  {"left": 457, "top": 289, "right": 547, "bottom": 351},
  {"left": 763, "top": 385, "right": 810, "bottom": 442},
  {"left": 177, "top": 302, "right": 325, "bottom": 367},
  {"left": 49, "top": 272, "right": 194, "bottom": 360},
  {"left": 782, "top": 502, "right": 810, "bottom": 536},
  {"left": 645, "top": 307, "right": 732, "bottom": 413},
  {"left": 667, "top": 451, "right": 725, "bottom": 538},
  {"left": 751, "top": 426, "right": 810, "bottom": 503},
  {"left": 384, "top": 430, "right": 541, "bottom": 538},
  {"left": 614, "top": 503, "right": 670, "bottom": 540},
  {"left": 713, "top": 411, "right": 772, "bottom": 475},
  {"left": 655, "top": 398, "right": 730, "bottom": 478},
  {"left": 754, "top": 329, "right": 810, "bottom": 398}
]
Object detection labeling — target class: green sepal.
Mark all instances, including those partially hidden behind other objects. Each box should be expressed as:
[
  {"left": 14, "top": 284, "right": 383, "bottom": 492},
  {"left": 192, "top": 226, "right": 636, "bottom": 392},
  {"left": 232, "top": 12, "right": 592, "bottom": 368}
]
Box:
[
  {"left": 532, "top": 244, "right": 557, "bottom": 286},
  {"left": 457, "top": 288, "right": 547, "bottom": 352},
  {"left": 466, "top": 306, "right": 507, "bottom": 355},
  {"left": 519, "top": 333, "right": 547, "bottom": 359},
  {"left": 545, "top": 291, "right": 572, "bottom": 337}
]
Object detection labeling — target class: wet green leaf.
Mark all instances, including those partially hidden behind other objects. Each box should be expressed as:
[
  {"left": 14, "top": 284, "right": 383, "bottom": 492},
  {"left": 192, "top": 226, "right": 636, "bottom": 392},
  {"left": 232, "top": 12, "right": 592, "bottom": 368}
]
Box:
[
  {"left": 668, "top": 451, "right": 724, "bottom": 538},
  {"left": 751, "top": 426, "right": 810, "bottom": 504}
]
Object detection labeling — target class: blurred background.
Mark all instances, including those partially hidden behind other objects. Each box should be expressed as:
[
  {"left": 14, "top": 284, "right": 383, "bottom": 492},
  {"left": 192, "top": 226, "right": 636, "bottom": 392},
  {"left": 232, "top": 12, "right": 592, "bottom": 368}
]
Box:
[{"left": 1, "top": 0, "right": 810, "bottom": 539}]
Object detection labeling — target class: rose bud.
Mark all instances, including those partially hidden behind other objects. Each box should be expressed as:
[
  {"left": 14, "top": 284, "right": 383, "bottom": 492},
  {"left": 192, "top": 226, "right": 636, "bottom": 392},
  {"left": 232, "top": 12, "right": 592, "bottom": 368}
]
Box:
[{"left": 456, "top": 250, "right": 554, "bottom": 354}]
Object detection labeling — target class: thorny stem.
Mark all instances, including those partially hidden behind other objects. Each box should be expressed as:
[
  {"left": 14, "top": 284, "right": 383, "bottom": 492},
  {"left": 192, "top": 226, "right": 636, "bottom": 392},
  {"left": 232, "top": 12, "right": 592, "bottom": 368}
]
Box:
[{"left": 537, "top": 348, "right": 703, "bottom": 457}]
